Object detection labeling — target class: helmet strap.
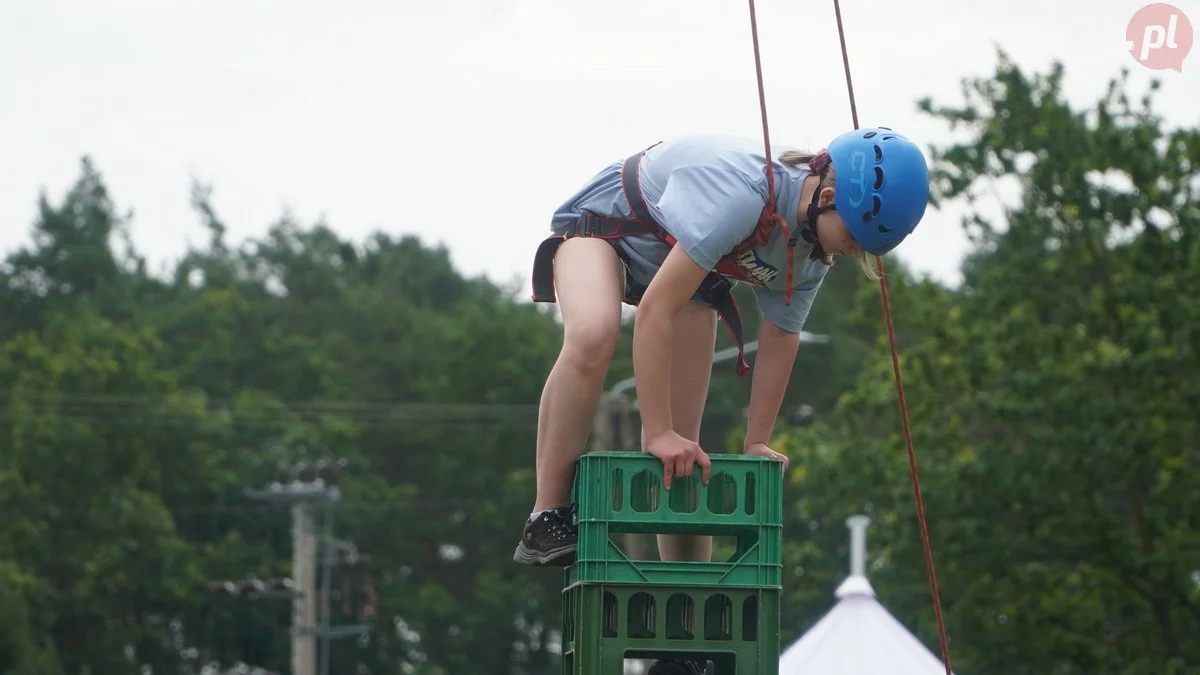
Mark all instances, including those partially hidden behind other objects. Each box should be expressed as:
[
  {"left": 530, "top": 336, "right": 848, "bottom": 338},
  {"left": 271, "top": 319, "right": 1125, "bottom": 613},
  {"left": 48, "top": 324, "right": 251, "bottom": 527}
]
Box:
[
  {"left": 780, "top": 154, "right": 836, "bottom": 305},
  {"left": 789, "top": 182, "right": 836, "bottom": 262}
]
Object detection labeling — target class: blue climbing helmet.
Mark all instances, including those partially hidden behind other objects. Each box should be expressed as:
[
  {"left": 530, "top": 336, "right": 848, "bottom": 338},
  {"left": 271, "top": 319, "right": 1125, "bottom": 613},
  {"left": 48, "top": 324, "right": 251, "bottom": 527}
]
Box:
[{"left": 826, "top": 127, "right": 930, "bottom": 256}]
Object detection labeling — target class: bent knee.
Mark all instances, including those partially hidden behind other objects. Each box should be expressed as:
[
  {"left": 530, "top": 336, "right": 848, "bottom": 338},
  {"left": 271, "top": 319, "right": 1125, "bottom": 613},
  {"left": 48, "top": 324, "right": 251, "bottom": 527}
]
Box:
[{"left": 562, "top": 316, "right": 621, "bottom": 378}]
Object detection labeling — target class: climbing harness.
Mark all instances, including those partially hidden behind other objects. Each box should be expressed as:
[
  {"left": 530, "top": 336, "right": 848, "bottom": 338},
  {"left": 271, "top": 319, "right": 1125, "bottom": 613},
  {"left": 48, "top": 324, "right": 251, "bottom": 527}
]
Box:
[
  {"left": 529, "top": 131, "right": 833, "bottom": 377},
  {"left": 528, "top": 133, "right": 841, "bottom": 376},
  {"left": 531, "top": 145, "right": 779, "bottom": 376}
]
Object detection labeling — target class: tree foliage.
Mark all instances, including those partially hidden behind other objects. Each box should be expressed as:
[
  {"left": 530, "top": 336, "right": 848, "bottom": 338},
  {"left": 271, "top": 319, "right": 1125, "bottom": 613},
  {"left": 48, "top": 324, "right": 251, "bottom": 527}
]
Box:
[{"left": 774, "top": 51, "right": 1199, "bottom": 675}]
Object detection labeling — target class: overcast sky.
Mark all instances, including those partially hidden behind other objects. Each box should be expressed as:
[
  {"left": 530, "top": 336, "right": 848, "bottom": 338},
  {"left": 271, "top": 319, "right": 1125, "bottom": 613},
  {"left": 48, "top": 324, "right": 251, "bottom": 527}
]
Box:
[{"left": 2, "top": 0, "right": 1196, "bottom": 292}]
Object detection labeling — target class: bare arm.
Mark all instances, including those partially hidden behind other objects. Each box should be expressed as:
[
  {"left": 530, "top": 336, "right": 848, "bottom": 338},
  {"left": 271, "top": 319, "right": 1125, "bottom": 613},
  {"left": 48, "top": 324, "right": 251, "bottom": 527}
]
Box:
[
  {"left": 744, "top": 318, "right": 801, "bottom": 450},
  {"left": 632, "top": 244, "right": 711, "bottom": 440}
]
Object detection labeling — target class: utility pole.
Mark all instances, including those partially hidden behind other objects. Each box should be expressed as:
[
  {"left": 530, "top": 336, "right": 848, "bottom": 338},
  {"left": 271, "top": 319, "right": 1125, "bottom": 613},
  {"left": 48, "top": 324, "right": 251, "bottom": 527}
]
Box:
[{"left": 243, "top": 457, "right": 370, "bottom": 675}]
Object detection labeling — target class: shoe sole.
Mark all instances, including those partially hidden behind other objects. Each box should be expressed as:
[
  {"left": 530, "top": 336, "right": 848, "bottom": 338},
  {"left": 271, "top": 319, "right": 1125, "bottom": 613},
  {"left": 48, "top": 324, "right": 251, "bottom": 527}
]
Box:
[{"left": 513, "top": 541, "right": 577, "bottom": 567}]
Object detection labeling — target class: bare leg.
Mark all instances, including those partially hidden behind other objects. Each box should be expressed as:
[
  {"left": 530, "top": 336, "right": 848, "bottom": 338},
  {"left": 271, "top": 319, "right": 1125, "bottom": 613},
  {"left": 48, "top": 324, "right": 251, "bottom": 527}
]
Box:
[
  {"left": 515, "top": 237, "right": 624, "bottom": 566},
  {"left": 647, "top": 301, "right": 718, "bottom": 563},
  {"left": 533, "top": 238, "right": 625, "bottom": 509}
]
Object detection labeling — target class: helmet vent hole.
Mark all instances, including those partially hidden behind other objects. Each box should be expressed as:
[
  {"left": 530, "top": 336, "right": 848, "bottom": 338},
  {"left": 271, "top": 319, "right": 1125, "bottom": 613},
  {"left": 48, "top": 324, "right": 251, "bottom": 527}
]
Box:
[
  {"left": 873, "top": 145, "right": 883, "bottom": 162},
  {"left": 882, "top": 135, "right": 897, "bottom": 141},
  {"left": 879, "top": 126, "right": 892, "bottom": 131},
  {"left": 878, "top": 224, "right": 893, "bottom": 233},
  {"left": 873, "top": 167, "right": 884, "bottom": 190},
  {"left": 862, "top": 211, "right": 872, "bottom": 224},
  {"left": 863, "top": 131, "right": 877, "bottom": 138},
  {"left": 872, "top": 196, "right": 882, "bottom": 215}
]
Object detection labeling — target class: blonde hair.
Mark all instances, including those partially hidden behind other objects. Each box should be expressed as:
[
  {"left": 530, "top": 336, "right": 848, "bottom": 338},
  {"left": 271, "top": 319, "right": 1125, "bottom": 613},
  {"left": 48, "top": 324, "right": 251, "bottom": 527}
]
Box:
[{"left": 779, "top": 150, "right": 882, "bottom": 281}]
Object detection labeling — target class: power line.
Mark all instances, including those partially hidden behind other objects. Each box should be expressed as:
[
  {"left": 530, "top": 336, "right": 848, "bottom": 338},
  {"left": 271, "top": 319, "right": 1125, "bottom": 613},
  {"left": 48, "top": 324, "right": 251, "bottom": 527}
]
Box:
[
  {"left": 0, "top": 395, "right": 543, "bottom": 428},
  {"left": 0, "top": 391, "right": 541, "bottom": 413},
  {"left": 17, "top": 493, "right": 547, "bottom": 518}
]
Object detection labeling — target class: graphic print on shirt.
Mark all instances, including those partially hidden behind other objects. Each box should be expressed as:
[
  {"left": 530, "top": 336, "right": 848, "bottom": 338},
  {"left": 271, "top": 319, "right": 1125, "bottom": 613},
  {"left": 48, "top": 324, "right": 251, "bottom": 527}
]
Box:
[{"left": 714, "top": 248, "right": 778, "bottom": 286}]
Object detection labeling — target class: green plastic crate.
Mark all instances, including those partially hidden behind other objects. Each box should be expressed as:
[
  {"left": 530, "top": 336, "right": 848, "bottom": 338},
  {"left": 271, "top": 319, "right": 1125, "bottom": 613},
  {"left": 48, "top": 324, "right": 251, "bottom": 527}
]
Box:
[
  {"left": 569, "top": 520, "right": 782, "bottom": 588},
  {"left": 560, "top": 580, "right": 780, "bottom": 675},
  {"left": 572, "top": 451, "right": 784, "bottom": 536}
]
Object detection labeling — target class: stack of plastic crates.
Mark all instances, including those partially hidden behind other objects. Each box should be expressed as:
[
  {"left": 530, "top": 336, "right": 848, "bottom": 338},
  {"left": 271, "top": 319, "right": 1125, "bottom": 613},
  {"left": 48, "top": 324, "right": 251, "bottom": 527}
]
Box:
[{"left": 560, "top": 451, "right": 783, "bottom": 675}]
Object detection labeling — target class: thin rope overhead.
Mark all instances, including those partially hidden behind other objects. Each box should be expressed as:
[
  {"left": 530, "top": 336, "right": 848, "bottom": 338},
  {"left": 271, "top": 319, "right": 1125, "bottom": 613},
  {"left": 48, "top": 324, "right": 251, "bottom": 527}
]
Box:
[{"left": 743, "top": 1, "right": 954, "bottom": 673}]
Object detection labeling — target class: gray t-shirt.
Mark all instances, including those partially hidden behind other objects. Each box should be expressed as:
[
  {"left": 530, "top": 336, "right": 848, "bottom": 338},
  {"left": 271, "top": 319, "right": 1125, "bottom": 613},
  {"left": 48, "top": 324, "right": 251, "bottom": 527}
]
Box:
[{"left": 549, "top": 134, "right": 829, "bottom": 333}]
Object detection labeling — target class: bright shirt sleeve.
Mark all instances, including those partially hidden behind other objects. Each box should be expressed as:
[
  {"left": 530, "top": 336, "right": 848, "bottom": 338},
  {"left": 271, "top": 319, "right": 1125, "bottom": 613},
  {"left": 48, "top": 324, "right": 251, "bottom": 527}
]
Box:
[{"left": 651, "top": 165, "right": 765, "bottom": 270}]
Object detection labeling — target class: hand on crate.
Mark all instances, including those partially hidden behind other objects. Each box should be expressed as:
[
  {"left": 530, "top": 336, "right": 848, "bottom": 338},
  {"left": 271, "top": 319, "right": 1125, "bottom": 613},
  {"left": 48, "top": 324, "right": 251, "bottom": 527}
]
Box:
[
  {"left": 744, "top": 442, "right": 790, "bottom": 471},
  {"left": 645, "top": 430, "right": 712, "bottom": 489}
]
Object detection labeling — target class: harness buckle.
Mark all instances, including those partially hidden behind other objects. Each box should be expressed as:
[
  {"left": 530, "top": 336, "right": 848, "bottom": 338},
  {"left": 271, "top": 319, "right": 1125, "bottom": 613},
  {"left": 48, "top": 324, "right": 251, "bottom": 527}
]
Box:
[{"left": 577, "top": 213, "right": 601, "bottom": 238}]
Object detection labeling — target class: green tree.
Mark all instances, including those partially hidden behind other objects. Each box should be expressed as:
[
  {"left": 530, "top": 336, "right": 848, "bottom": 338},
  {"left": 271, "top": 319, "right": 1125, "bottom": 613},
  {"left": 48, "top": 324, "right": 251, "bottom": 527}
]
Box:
[
  {"left": 0, "top": 307, "right": 281, "bottom": 674},
  {"left": 775, "top": 52, "right": 1200, "bottom": 675}
]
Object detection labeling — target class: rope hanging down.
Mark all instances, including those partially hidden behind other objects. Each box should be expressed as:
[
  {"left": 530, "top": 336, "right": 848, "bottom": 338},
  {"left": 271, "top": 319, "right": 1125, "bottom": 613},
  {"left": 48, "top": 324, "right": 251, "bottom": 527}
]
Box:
[{"left": 744, "top": 1, "right": 954, "bottom": 673}]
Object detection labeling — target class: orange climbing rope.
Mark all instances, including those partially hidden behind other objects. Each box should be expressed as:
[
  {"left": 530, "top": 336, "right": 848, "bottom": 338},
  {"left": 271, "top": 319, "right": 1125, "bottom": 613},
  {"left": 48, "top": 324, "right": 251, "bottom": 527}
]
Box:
[{"left": 744, "top": 1, "right": 954, "bottom": 673}]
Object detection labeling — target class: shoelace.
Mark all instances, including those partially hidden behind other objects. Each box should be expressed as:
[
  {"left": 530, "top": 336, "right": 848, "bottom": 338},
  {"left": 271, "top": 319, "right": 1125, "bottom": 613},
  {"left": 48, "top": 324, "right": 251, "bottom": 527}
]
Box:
[{"left": 541, "top": 505, "right": 578, "bottom": 540}]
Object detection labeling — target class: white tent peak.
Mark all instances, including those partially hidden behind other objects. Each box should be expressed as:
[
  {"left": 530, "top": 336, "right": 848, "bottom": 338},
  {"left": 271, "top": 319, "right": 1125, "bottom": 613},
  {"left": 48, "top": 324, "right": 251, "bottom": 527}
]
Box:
[
  {"left": 833, "top": 573, "right": 875, "bottom": 600},
  {"left": 778, "top": 514, "right": 956, "bottom": 675}
]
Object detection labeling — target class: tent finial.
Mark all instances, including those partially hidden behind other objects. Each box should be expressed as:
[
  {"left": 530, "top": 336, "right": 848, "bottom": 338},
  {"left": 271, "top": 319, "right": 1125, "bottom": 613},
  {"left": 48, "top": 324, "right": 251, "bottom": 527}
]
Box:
[
  {"left": 847, "top": 514, "right": 870, "bottom": 578},
  {"left": 834, "top": 514, "right": 875, "bottom": 599}
]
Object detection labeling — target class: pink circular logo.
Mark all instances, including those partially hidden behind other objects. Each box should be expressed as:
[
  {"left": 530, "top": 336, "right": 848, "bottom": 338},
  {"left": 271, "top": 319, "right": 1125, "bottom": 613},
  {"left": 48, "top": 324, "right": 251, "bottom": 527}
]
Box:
[{"left": 1126, "top": 3, "right": 1193, "bottom": 72}]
